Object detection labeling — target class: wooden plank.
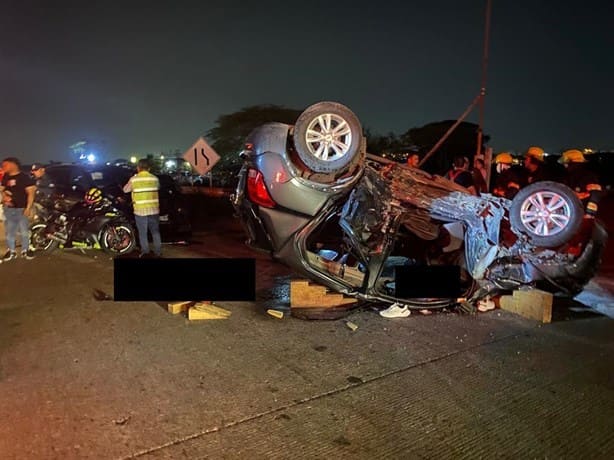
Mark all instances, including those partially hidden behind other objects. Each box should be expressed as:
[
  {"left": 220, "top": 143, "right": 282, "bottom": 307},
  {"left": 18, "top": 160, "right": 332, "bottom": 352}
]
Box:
[
  {"left": 499, "top": 288, "right": 553, "bottom": 323},
  {"left": 167, "top": 301, "right": 194, "bottom": 314},
  {"left": 290, "top": 279, "right": 358, "bottom": 309}
]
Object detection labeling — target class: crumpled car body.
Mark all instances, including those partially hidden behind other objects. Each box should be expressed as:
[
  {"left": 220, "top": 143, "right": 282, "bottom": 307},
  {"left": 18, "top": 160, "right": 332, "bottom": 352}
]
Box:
[{"left": 231, "top": 103, "right": 607, "bottom": 309}]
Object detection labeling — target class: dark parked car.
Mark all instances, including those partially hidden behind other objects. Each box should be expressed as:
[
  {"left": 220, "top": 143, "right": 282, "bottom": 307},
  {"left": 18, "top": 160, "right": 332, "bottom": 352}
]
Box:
[
  {"left": 36, "top": 163, "right": 192, "bottom": 241},
  {"left": 232, "top": 101, "right": 607, "bottom": 311}
]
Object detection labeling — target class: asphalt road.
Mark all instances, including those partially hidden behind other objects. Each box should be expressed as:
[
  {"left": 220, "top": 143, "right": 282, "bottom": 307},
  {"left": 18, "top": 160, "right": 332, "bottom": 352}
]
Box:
[{"left": 1, "top": 199, "right": 613, "bottom": 459}]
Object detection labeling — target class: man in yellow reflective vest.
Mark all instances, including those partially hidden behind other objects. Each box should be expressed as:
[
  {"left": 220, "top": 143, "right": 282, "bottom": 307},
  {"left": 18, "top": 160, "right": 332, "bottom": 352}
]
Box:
[{"left": 123, "top": 159, "right": 162, "bottom": 257}]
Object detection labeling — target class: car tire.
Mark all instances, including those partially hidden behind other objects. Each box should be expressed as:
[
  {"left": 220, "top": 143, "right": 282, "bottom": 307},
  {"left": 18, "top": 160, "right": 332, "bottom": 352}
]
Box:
[
  {"left": 293, "top": 101, "right": 364, "bottom": 175},
  {"left": 509, "top": 181, "right": 584, "bottom": 248}
]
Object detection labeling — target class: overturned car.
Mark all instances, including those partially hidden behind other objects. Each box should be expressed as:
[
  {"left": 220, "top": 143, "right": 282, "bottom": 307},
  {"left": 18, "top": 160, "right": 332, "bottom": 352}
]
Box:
[{"left": 231, "top": 101, "right": 607, "bottom": 310}]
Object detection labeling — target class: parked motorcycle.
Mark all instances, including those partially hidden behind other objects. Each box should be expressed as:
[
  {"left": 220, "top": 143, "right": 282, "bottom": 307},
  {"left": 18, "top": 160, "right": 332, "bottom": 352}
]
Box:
[{"left": 30, "top": 188, "right": 136, "bottom": 256}]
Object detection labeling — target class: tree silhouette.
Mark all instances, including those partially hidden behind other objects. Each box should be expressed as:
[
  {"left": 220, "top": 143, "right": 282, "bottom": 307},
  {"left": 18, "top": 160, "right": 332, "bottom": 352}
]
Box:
[
  {"left": 403, "top": 121, "right": 490, "bottom": 175},
  {"left": 207, "top": 104, "right": 303, "bottom": 170}
]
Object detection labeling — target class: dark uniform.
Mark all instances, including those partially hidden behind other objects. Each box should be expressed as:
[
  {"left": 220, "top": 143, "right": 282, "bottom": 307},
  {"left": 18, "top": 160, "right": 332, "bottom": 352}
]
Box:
[
  {"left": 565, "top": 163, "right": 602, "bottom": 216},
  {"left": 493, "top": 167, "right": 524, "bottom": 199}
]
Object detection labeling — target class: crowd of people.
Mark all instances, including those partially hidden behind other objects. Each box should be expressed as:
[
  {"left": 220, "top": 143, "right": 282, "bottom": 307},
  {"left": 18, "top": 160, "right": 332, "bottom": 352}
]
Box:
[
  {"left": 406, "top": 146, "right": 603, "bottom": 218},
  {"left": 0, "top": 157, "right": 162, "bottom": 262}
]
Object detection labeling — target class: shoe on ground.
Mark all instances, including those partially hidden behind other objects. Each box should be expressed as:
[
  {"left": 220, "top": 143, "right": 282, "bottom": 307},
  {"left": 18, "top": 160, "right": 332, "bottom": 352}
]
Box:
[
  {"left": 379, "top": 302, "right": 411, "bottom": 318},
  {"left": 2, "top": 251, "right": 17, "bottom": 262},
  {"left": 477, "top": 297, "right": 496, "bottom": 312},
  {"left": 21, "top": 250, "right": 35, "bottom": 260},
  {"left": 139, "top": 252, "right": 151, "bottom": 259}
]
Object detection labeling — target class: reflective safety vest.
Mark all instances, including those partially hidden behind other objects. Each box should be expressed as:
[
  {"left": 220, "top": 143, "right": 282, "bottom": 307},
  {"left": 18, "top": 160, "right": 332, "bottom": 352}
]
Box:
[{"left": 130, "top": 171, "right": 159, "bottom": 216}]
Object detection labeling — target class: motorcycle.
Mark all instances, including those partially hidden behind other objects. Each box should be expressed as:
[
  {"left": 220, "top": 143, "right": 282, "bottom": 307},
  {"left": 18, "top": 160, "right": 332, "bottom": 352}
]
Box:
[{"left": 30, "top": 192, "right": 136, "bottom": 256}]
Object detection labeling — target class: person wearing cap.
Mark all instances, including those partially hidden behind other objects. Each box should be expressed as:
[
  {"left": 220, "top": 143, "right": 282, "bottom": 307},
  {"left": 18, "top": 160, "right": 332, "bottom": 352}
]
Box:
[
  {"left": 31, "top": 163, "right": 46, "bottom": 181},
  {"left": 560, "top": 149, "right": 602, "bottom": 217},
  {"left": 30, "top": 163, "right": 50, "bottom": 220},
  {"left": 492, "top": 152, "right": 524, "bottom": 199},
  {"left": 523, "top": 146, "right": 547, "bottom": 184}
]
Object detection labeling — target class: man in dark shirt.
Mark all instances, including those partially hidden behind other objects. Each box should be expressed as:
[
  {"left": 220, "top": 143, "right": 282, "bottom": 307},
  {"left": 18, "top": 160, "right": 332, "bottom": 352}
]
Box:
[
  {"left": 492, "top": 152, "right": 524, "bottom": 199},
  {"left": 0, "top": 157, "right": 36, "bottom": 261},
  {"left": 445, "top": 156, "right": 477, "bottom": 195}
]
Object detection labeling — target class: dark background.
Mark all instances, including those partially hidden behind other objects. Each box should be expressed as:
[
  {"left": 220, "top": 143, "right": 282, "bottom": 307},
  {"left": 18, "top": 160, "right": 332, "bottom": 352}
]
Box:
[{"left": 1, "top": 0, "right": 612, "bottom": 163}]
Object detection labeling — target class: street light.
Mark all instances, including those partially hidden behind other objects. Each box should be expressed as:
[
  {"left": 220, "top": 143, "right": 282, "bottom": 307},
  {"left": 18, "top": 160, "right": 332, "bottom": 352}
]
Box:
[{"left": 130, "top": 156, "right": 137, "bottom": 164}]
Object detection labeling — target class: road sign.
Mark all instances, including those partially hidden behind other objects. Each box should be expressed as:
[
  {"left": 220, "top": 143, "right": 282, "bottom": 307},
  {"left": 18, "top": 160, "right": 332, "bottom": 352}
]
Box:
[{"left": 183, "top": 137, "right": 220, "bottom": 176}]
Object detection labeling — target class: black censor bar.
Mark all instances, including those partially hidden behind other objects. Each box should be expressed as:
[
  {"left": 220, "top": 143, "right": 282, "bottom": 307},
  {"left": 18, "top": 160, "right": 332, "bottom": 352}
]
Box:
[
  {"left": 114, "top": 258, "right": 256, "bottom": 301},
  {"left": 394, "top": 265, "right": 461, "bottom": 299}
]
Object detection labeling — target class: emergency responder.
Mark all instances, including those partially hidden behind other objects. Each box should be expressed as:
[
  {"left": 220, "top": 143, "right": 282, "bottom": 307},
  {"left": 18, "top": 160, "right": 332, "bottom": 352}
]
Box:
[
  {"left": 559, "top": 149, "right": 602, "bottom": 217},
  {"left": 523, "top": 146, "right": 547, "bottom": 184},
  {"left": 123, "top": 159, "right": 161, "bottom": 257},
  {"left": 492, "top": 152, "right": 523, "bottom": 199}
]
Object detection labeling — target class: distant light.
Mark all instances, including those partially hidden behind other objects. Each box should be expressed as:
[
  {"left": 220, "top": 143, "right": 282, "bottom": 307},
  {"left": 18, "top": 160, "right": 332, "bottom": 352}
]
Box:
[
  {"left": 130, "top": 156, "right": 137, "bottom": 164},
  {"left": 166, "top": 160, "right": 176, "bottom": 168},
  {"left": 87, "top": 153, "right": 96, "bottom": 163},
  {"left": 106, "top": 162, "right": 111, "bottom": 166},
  {"left": 160, "top": 155, "right": 165, "bottom": 160}
]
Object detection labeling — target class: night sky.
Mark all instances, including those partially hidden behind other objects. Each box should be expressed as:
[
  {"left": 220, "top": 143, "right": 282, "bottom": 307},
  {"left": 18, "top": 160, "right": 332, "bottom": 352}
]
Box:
[{"left": 2, "top": 0, "right": 613, "bottom": 163}]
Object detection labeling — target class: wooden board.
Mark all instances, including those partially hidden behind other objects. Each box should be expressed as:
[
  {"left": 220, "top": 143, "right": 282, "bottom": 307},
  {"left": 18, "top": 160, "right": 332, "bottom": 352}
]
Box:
[
  {"left": 290, "top": 280, "right": 358, "bottom": 309},
  {"left": 499, "top": 288, "right": 553, "bottom": 323}
]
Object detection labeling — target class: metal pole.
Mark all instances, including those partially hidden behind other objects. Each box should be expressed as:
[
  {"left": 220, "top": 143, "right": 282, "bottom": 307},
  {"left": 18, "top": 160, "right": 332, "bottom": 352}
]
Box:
[
  {"left": 476, "top": 0, "right": 493, "bottom": 160},
  {"left": 418, "top": 94, "right": 482, "bottom": 168}
]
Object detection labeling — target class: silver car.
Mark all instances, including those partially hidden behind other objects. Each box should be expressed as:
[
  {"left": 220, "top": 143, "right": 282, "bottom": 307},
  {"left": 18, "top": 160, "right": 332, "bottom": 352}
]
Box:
[{"left": 232, "top": 101, "right": 607, "bottom": 311}]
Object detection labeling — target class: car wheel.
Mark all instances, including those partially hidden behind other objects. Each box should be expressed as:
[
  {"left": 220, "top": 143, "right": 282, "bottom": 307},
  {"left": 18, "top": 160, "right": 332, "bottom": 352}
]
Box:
[
  {"left": 509, "top": 181, "right": 584, "bottom": 248},
  {"left": 293, "top": 101, "right": 363, "bottom": 175}
]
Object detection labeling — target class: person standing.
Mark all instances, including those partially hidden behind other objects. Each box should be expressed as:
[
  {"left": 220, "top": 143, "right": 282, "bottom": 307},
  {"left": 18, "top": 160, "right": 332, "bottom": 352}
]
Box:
[
  {"left": 0, "top": 157, "right": 36, "bottom": 261},
  {"left": 559, "top": 149, "right": 602, "bottom": 217},
  {"left": 471, "top": 156, "right": 488, "bottom": 194},
  {"left": 30, "top": 163, "right": 51, "bottom": 217},
  {"left": 123, "top": 158, "right": 162, "bottom": 257},
  {"left": 492, "top": 152, "right": 523, "bottom": 199},
  {"left": 406, "top": 152, "right": 421, "bottom": 168},
  {"left": 445, "top": 155, "right": 477, "bottom": 195}
]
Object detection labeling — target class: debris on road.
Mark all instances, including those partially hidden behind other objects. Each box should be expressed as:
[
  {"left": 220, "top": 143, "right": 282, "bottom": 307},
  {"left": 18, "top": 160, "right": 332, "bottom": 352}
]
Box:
[
  {"left": 92, "top": 289, "right": 113, "bottom": 301},
  {"left": 188, "top": 302, "right": 231, "bottom": 321},
  {"left": 113, "top": 415, "right": 131, "bottom": 426},
  {"left": 266, "top": 309, "right": 284, "bottom": 319},
  {"left": 167, "top": 301, "right": 194, "bottom": 315},
  {"left": 499, "top": 288, "right": 553, "bottom": 323},
  {"left": 477, "top": 296, "right": 496, "bottom": 312},
  {"left": 379, "top": 303, "right": 411, "bottom": 318},
  {"left": 345, "top": 320, "right": 359, "bottom": 331}
]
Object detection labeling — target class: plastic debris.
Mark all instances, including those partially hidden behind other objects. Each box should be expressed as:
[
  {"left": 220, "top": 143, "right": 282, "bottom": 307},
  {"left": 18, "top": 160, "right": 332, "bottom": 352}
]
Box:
[{"left": 345, "top": 321, "right": 359, "bottom": 331}]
